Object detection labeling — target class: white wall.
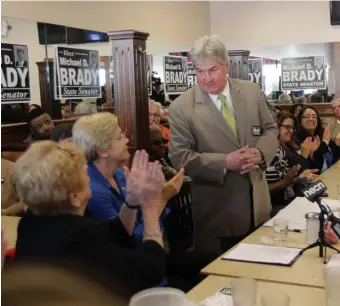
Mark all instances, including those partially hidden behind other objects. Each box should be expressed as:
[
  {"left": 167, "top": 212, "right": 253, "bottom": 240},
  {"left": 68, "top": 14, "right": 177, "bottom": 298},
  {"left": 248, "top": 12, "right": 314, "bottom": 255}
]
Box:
[
  {"left": 210, "top": 1, "right": 340, "bottom": 50},
  {"left": 2, "top": 1, "right": 210, "bottom": 46}
]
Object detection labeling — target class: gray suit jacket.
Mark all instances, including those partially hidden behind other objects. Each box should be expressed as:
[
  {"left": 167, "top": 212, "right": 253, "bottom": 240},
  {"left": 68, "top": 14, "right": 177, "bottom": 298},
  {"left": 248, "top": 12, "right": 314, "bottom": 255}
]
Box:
[{"left": 169, "top": 78, "right": 279, "bottom": 243}]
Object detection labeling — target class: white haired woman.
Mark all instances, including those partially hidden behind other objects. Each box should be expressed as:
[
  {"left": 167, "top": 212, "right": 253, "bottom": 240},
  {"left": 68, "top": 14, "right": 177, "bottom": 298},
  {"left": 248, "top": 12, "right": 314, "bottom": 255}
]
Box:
[
  {"left": 72, "top": 112, "right": 184, "bottom": 243},
  {"left": 13, "top": 141, "right": 167, "bottom": 297}
]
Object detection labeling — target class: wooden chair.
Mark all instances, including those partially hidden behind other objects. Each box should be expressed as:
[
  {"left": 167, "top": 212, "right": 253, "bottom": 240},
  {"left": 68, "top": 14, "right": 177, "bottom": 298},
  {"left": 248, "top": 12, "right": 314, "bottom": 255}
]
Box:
[{"left": 165, "top": 179, "right": 194, "bottom": 252}]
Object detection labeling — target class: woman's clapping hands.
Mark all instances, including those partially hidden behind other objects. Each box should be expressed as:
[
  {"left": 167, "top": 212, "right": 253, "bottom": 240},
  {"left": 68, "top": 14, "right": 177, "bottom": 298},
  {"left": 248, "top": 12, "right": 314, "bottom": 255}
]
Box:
[{"left": 124, "top": 150, "right": 165, "bottom": 209}]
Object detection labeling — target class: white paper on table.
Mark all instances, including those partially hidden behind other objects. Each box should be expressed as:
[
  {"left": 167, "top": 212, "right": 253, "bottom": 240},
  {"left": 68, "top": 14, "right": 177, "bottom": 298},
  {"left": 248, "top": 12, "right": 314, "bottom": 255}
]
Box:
[
  {"left": 200, "top": 288, "right": 233, "bottom": 306},
  {"left": 263, "top": 197, "right": 340, "bottom": 231},
  {"left": 222, "top": 243, "right": 302, "bottom": 266}
]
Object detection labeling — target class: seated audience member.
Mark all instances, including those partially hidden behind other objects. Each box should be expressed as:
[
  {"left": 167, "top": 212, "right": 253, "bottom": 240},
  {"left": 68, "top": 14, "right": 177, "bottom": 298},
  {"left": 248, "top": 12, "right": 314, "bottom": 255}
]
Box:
[
  {"left": 13, "top": 141, "right": 167, "bottom": 297},
  {"left": 150, "top": 126, "right": 177, "bottom": 181},
  {"left": 24, "top": 109, "right": 55, "bottom": 143},
  {"left": 277, "top": 93, "right": 292, "bottom": 104},
  {"left": 329, "top": 98, "right": 340, "bottom": 141},
  {"left": 49, "top": 123, "right": 73, "bottom": 142},
  {"left": 305, "top": 93, "right": 312, "bottom": 104},
  {"left": 73, "top": 102, "right": 97, "bottom": 117},
  {"left": 296, "top": 106, "right": 336, "bottom": 172},
  {"left": 1, "top": 104, "right": 27, "bottom": 124},
  {"left": 72, "top": 113, "right": 181, "bottom": 240},
  {"left": 149, "top": 100, "right": 169, "bottom": 143},
  {"left": 1, "top": 159, "right": 26, "bottom": 216},
  {"left": 296, "top": 96, "right": 306, "bottom": 104},
  {"left": 266, "top": 112, "right": 319, "bottom": 216},
  {"left": 310, "top": 93, "right": 323, "bottom": 103},
  {"left": 291, "top": 103, "right": 304, "bottom": 118},
  {"left": 28, "top": 104, "right": 41, "bottom": 113}
]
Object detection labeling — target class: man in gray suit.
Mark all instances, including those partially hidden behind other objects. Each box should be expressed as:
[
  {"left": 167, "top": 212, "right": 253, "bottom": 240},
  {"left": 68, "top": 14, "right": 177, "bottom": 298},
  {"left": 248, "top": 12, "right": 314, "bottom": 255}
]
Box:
[{"left": 169, "top": 35, "right": 279, "bottom": 255}]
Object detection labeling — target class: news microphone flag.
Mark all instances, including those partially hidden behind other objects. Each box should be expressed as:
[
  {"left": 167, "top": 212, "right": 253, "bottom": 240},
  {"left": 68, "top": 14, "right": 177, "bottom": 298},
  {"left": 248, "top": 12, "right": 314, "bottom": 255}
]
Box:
[{"left": 301, "top": 180, "right": 327, "bottom": 202}]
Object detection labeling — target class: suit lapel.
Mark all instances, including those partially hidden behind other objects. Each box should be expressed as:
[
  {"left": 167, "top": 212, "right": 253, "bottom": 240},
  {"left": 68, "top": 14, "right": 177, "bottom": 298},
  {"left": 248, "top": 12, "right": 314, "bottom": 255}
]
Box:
[
  {"left": 229, "top": 78, "right": 247, "bottom": 147},
  {"left": 194, "top": 85, "right": 240, "bottom": 148}
]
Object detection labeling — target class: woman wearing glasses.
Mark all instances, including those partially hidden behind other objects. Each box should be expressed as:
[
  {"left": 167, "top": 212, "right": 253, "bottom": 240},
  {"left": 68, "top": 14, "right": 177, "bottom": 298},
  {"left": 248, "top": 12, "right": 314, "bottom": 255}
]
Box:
[{"left": 266, "top": 112, "right": 319, "bottom": 216}]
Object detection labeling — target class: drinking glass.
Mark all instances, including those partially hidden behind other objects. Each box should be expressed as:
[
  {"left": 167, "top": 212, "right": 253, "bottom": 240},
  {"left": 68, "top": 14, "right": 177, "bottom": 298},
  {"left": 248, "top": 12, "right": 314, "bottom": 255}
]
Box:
[
  {"left": 231, "top": 277, "right": 257, "bottom": 306},
  {"left": 261, "top": 292, "right": 290, "bottom": 306},
  {"left": 129, "top": 288, "right": 193, "bottom": 306},
  {"left": 273, "top": 219, "right": 289, "bottom": 242}
]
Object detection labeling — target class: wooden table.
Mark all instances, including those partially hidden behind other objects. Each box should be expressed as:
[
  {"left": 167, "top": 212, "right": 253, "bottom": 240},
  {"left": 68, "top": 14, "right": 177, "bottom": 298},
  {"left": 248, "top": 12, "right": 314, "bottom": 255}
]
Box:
[
  {"left": 201, "top": 162, "right": 340, "bottom": 288},
  {"left": 187, "top": 275, "right": 326, "bottom": 306},
  {"left": 1, "top": 216, "right": 20, "bottom": 249}
]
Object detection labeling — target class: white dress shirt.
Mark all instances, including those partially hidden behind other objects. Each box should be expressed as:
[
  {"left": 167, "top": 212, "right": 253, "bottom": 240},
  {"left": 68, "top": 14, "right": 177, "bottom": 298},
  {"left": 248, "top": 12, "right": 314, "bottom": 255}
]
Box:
[{"left": 208, "top": 81, "right": 234, "bottom": 114}]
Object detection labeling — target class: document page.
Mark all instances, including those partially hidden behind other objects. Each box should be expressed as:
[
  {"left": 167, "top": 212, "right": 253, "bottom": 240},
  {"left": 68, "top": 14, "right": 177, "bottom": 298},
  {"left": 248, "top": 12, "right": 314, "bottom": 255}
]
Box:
[{"left": 222, "top": 243, "right": 302, "bottom": 266}]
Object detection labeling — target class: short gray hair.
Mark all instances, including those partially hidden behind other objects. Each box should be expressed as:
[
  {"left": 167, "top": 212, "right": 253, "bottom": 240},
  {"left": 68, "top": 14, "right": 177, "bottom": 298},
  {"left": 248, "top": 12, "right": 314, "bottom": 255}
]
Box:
[
  {"left": 149, "top": 100, "right": 163, "bottom": 115},
  {"left": 278, "top": 93, "right": 292, "bottom": 104},
  {"left": 72, "top": 112, "right": 119, "bottom": 163},
  {"left": 13, "top": 141, "right": 86, "bottom": 215},
  {"left": 190, "top": 35, "right": 229, "bottom": 66},
  {"left": 74, "top": 102, "right": 97, "bottom": 116}
]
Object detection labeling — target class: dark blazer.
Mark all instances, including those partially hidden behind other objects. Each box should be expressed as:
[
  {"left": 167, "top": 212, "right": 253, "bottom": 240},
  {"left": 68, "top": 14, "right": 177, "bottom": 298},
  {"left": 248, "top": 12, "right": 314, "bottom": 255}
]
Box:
[
  {"left": 15, "top": 60, "right": 27, "bottom": 67},
  {"left": 15, "top": 213, "right": 167, "bottom": 297}
]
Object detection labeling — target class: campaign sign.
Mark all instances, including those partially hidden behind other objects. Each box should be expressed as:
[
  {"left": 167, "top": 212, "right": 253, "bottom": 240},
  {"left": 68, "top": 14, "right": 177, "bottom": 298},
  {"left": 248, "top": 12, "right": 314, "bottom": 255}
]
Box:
[
  {"left": 1, "top": 43, "right": 31, "bottom": 103},
  {"left": 163, "top": 55, "right": 188, "bottom": 94},
  {"left": 248, "top": 58, "right": 263, "bottom": 90},
  {"left": 281, "top": 56, "right": 326, "bottom": 90},
  {"left": 55, "top": 46, "right": 101, "bottom": 99},
  {"left": 187, "top": 62, "right": 196, "bottom": 89}
]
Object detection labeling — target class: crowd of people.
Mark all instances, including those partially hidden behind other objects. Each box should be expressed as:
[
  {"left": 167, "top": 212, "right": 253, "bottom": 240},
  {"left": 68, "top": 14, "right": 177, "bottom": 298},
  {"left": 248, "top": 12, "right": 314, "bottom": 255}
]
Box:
[{"left": 1, "top": 35, "right": 340, "bottom": 302}]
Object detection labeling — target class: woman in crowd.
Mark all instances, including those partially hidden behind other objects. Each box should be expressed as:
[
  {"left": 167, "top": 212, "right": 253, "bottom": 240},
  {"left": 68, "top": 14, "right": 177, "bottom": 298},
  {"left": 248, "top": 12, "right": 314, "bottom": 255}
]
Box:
[
  {"left": 329, "top": 98, "right": 340, "bottom": 142},
  {"left": 266, "top": 112, "right": 319, "bottom": 215},
  {"left": 13, "top": 141, "right": 167, "bottom": 298},
  {"left": 150, "top": 126, "right": 178, "bottom": 181},
  {"left": 296, "top": 106, "right": 335, "bottom": 172},
  {"left": 72, "top": 113, "right": 183, "bottom": 232}
]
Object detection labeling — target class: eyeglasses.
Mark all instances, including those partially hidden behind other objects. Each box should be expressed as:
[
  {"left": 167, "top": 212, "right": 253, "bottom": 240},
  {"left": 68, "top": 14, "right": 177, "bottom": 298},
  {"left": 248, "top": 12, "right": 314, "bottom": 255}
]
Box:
[
  {"left": 152, "top": 138, "right": 169, "bottom": 146},
  {"left": 280, "top": 124, "right": 294, "bottom": 131},
  {"left": 302, "top": 116, "right": 317, "bottom": 120},
  {"left": 149, "top": 112, "right": 161, "bottom": 118}
]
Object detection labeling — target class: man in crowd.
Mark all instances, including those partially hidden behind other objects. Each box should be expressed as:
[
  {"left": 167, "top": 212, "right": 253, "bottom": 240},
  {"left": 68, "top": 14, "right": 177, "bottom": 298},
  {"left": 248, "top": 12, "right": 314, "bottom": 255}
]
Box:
[
  {"left": 149, "top": 100, "right": 169, "bottom": 143},
  {"left": 169, "top": 35, "right": 278, "bottom": 255},
  {"left": 73, "top": 102, "right": 98, "bottom": 117},
  {"left": 24, "top": 108, "right": 55, "bottom": 143}
]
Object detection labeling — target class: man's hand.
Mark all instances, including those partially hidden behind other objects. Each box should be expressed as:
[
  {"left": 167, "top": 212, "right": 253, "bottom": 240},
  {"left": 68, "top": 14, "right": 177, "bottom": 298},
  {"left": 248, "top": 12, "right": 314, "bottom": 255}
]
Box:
[
  {"left": 225, "top": 146, "right": 262, "bottom": 174},
  {"left": 298, "top": 169, "right": 319, "bottom": 182}
]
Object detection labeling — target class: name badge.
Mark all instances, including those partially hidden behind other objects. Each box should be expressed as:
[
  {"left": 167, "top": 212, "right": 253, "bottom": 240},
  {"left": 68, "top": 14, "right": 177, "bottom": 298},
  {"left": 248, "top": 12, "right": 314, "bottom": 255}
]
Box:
[{"left": 252, "top": 126, "right": 261, "bottom": 136}]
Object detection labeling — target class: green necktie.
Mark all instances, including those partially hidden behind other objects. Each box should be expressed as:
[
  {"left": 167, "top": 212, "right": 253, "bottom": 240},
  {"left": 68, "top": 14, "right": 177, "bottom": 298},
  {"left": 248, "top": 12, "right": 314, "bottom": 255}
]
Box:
[{"left": 218, "top": 93, "right": 237, "bottom": 136}]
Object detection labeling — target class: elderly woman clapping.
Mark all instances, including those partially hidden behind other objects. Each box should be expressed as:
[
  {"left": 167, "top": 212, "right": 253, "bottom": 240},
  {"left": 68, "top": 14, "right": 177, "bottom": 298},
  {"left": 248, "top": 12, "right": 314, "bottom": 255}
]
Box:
[
  {"left": 72, "top": 112, "right": 183, "bottom": 242},
  {"left": 13, "top": 141, "right": 167, "bottom": 297}
]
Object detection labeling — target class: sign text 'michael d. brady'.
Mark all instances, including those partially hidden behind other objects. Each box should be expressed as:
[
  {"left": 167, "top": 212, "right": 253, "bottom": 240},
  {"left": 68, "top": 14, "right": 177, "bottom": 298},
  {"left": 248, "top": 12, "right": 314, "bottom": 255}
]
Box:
[
  {"left": 1, "top": 43, "right": 31, "bottom": 103},
  {"left": 163, "top": 55, "right": 188, "bottom": 95},
  {"left": 248, "top": 58, "right": 263, "bottom": 90},
  {"left": 54, "top": 46, "right": 101, "bottom": 99},
  {"left": 281, "top": 56, "right": 326, "bottom": 90}
]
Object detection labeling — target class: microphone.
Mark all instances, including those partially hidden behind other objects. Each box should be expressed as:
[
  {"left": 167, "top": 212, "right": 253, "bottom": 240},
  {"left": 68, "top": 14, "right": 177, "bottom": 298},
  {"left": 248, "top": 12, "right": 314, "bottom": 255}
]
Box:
[{"left": 300, "top": 180, "right": 340, "bottom": 239}]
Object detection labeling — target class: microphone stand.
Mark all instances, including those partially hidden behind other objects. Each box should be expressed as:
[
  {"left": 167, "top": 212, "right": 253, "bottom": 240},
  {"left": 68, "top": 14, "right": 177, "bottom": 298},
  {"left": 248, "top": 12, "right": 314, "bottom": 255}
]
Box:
[{"left": 299, "top": 204, "right": 340, "bottom": 264}]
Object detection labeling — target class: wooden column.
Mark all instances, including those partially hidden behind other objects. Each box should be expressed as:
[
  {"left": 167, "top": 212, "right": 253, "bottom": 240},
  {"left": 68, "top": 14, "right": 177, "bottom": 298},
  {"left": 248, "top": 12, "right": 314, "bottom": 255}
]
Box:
[
  {"left": 228, "top": 50, "right": 250, "bottom": 80},
  {"left": 108, "top": 30, "right": 150, "bottom": 152},
  {"left": 332, "top": 42, "right": 340, "bottom": 98},
  {"left": 36, "top": 61, "right": 62, "bottom": 119}
]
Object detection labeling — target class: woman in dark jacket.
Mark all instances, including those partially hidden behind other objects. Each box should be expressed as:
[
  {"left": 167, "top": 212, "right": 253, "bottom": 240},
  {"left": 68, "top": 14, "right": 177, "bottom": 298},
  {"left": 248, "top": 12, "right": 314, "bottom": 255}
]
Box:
[
  {"left": 12, "top": 141, "right": 167, "bottom": 299},
  {"left": 296, "top": 106, "right": 334, "bottom": 173}
]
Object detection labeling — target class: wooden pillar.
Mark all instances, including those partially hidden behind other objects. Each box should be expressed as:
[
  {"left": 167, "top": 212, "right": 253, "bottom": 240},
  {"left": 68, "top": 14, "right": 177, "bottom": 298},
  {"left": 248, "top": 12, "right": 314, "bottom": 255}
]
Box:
[
  {"left": 332, "top": 42, "right": 340, "bottom": 98},
  {"left": 108, "top": 30, "right": 150, "bottom": 152},
  {"left": 228, "top": 50, "right": 250, "bottom": 80},
  {"left": 36, "top": 61, "right": 62, "bottom": 119}
]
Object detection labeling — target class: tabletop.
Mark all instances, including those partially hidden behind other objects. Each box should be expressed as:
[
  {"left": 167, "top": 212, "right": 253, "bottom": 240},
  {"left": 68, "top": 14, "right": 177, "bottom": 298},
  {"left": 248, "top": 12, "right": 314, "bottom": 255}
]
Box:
[{"left": 187, "top": 275, "right": 326, "bottom": 306}]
